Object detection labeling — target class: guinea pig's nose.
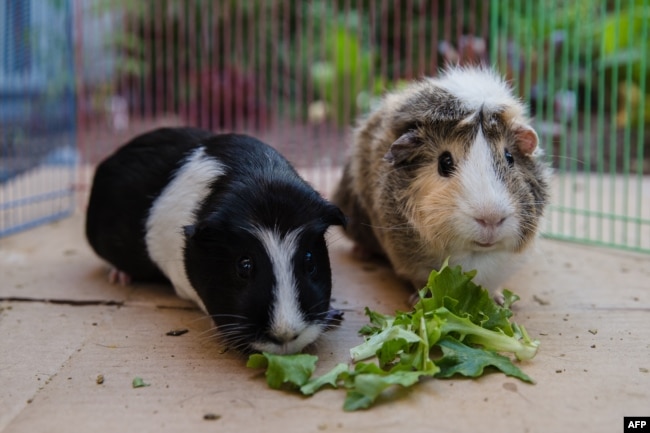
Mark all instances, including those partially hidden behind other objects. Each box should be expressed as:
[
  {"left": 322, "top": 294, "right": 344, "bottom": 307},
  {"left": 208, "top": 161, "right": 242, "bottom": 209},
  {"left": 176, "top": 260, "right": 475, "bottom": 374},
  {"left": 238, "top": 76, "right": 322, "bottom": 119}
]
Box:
[
  {"left": 475, "top": 215, "right": 507, "bottom": 229},
  {"left": 268, "top": 331, "right": 300, "bottom": 345}
]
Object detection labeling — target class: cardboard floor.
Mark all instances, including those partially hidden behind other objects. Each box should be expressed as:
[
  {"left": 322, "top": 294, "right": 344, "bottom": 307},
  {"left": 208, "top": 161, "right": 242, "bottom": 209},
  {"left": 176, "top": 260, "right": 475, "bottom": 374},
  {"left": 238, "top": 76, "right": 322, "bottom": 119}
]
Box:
[{"left": 1, "top": 212, "right": 649, "bottom": 433}]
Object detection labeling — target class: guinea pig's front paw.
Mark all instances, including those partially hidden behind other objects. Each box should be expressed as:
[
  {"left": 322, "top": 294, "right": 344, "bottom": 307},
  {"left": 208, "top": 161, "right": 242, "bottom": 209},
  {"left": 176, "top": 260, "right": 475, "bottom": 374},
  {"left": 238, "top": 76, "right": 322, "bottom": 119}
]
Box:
[
  {"left": 107, "top": 267, "right": 132, "bottom": 286},
  {"left": 323, "top": 308, "right": 345, "bottom": 330},
  {"left": 351, "top": 243, "right": 375, "bottom": 260},
  {"left": 493, "top": 289, "right": 505, "bottom": 306},
  {"left": 408, "top": 291, "right": 422, "bottom": 308}
]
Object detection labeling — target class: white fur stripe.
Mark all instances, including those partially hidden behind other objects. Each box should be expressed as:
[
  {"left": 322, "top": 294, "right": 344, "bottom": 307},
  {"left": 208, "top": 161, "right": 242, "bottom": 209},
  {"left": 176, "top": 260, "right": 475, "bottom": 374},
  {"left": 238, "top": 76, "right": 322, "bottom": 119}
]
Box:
[
  {"left": 145, "top": 147, "right": 225, "bottom": 312},
  {"left": 459, "top": 129, "right": 513, "bottom": 219},
  {"left": 253, "top": 227, "right": 306, "bottom": 339},
  {"left": 436, "top": 67, "right": 520, "bottom": 114}
]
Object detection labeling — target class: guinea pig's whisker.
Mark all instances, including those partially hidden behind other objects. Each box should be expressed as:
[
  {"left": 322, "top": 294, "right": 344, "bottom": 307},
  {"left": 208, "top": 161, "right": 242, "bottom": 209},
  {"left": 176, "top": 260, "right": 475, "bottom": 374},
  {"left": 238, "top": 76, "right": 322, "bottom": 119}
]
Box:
[
  {"left": 213, "top": 321, "right": 250, "bottom": 329},
  {"left": 201, "top": 331, "right": 222, "bottom": 342},
  {"left": 198, "top": 325, "right": 225, "bottom": 338},
  {"left": 213, "top": 330, "right": 245, "bottom": 347},
  {"left": 306, "top": 302, "right": 343, "bottom": 324},
  {"left": 305, "top": 297, "right": 331, "bottom": 314},
  {"left": 192, "top": 314, "right": 251, "bottom": 336},
  {"left": 364, "top": 222, "right": 413, "bottom": 232},
  {"left": 213, "top": 331, "right": 245, "bottom": 343},
  {"left": 228, "top": 340, "right": 253, "bottom": 353},
  {"left": 208, "top": 313, "right": 250, "bottom": 320},
  {"left": 203, "top": 321, "right": 250, "bottom": 335},
  {"left": 197, "top": 321, "right": 252, "bottom": 340},
  {"left": 212, "top": 333, "right": 242, "bottom": 345},
  {"left": 211, "top": 326, "right": 256, "bottom": 351},
  {"left": 189, "top": 314, "right": 219, "bottom": 326}
]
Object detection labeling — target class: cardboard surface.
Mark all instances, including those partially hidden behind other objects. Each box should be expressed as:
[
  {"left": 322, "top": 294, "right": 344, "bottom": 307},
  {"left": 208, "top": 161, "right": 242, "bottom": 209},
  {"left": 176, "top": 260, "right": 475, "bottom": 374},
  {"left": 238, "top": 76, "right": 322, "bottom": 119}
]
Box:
[{"left": 1, "top": 213, "right": 649, "bottom": 433}]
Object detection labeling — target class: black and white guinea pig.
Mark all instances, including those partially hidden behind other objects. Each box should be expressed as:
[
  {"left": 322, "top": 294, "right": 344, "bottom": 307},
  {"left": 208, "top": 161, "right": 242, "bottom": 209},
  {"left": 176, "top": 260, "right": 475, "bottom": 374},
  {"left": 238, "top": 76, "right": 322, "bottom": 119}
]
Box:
[
  {"left": 333, "top": 67, "right": 551, "bottom": 292},
  {"left": 86, "top": 128, "right": 346, "bottom": 354}
]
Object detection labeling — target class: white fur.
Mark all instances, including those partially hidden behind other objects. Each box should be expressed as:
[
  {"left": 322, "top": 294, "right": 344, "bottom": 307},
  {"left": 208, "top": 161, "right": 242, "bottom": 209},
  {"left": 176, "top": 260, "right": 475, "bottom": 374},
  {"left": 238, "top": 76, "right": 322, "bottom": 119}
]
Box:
[
  {"left": 452, "top": 129, "right": 523, "bottom": 289},
  {"left": 249, "top": 227, "right": 323, "bottom": 355},
  {"left": 435, "top": 67, "right": 522, "bottom": 114},
  {"left": 448, "top": 249, "right": 529, "bottom": 290},
  {"left": 145, "top": 147, "right": 226, "bottom": 313},
  {"left": 458, "top": 130, "right": 517, "bottom": 244}
]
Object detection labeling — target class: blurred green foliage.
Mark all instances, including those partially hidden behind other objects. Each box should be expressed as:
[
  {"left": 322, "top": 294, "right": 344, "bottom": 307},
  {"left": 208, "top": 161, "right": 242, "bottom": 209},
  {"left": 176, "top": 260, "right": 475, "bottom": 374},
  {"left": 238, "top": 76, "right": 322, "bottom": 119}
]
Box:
[
  {"left": 92, "top": 0, "right": 489, "bottom": 127},
  {"left": 93, "top": 0, "right": 646, "bottom": 127},
  {"left": 496, "top": 0, "right": 648, "bottom": 126}
]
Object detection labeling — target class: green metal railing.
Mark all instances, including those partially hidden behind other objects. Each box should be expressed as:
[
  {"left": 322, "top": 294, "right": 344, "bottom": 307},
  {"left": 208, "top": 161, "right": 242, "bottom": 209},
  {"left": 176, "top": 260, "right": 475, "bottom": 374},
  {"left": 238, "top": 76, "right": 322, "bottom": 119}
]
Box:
[
  {"left": 3, "top": 0, "right": 646, "bottom": 255},
  {"left": 491, "top": 0, "right": 649, "bottom": 253}
]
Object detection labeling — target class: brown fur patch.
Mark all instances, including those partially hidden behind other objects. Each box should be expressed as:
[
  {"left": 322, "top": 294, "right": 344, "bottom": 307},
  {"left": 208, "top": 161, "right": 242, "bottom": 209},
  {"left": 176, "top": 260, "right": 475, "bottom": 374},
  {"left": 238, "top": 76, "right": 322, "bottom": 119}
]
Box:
[{"left": 404, "top": 167, "right": 463, "bottom": 255}]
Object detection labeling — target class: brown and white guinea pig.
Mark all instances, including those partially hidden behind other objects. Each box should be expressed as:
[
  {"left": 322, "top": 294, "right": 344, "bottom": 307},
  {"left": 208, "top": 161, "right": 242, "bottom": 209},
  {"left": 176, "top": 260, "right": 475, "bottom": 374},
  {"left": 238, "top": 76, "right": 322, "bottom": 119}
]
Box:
[
  {"left": 333, "top": 67, "right": 551, "bottom": 292},
  {"left": 86, "top": 128, "right": 346, "bottom": 354}
]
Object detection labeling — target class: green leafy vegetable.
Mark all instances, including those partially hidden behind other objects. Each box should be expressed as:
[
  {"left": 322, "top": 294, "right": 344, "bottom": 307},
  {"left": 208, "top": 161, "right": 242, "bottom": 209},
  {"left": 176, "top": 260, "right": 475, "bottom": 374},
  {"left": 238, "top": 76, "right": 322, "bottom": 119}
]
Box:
[
  {"left": 300, "top": 363, "right": 349, "bottom": 395},
  {"left": 434, "top": 337, "right": 534, "bottom": 383},
  {"left": 246, "top": 353, "right": 317, "bottom": 389},
  {"left": 349, "top": 324, "right": 421, "bottom": 362},
  {"left": 247, "top": 261, "right": 540, "bottom": 410},
  {"left": 433, "top": 307, "right": 539, "bottom": 361},
  {"left": 501, "top": 289, "right": 521, "bottom": 310},
  {"left": 342, "top": 362, "right": 433, "bottom": 411},
  {"left": 132, "top": 377, "right": 150, "bottom": 388}
]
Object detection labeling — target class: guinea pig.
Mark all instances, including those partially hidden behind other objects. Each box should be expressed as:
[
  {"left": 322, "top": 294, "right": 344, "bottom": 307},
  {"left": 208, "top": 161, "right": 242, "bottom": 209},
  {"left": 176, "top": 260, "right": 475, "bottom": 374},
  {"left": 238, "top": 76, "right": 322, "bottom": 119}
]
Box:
[
  {"left": 86, "top": 128, "right": 346, "bottom": 354},
  {"left": 333, "top": 67, "right": 551, "bottom": 292}
]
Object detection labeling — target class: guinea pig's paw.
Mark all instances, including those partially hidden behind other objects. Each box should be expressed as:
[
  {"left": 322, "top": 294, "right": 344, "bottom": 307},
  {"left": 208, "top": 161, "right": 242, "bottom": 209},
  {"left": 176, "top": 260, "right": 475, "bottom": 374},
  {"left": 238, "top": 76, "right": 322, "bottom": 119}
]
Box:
[
  {"left": 351, "top": 243, "right": 375, "bottom": 261},
  {"left": 324, "top": 308, "right": 345, "bottom": 331},
  {"left": 408, "top": 291, "right": 422, "bottom": 308},
  {"left": 107, "top": 268, "right": 132, "bottom": 286},
  {"left": 493, "top": 289, "right": 505, "bottom": 306}
]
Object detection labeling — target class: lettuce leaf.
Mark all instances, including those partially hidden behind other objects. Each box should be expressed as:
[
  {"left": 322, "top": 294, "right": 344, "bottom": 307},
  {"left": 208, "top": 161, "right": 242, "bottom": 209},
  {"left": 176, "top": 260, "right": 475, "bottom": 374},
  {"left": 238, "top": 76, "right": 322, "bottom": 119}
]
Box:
[
  {"left": 300, "top": 363, "right": 349, "bottom": 395},
  {"left": 349, "top": 325, "right": 422, "bottom": 362},
  {"left": 434, "top": 337, "right": 534, "bottom": 383},
  {"left": 342, "top": 362, "right": 435, "bottom": 411},
  {"left": 247, "top": 261, "right": 539, "bottom": 410},
  {"left": 247, "top": 352, "right": 317, "bottom": 389},
  {"left": 418, "top": 259, "right": 515, "bottom": 334}
]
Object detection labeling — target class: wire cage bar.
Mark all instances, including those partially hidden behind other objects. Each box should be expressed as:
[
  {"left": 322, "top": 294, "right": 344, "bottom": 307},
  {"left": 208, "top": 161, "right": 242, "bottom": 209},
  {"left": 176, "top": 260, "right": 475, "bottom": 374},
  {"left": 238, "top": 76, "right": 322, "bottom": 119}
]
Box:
[
  {"left": 0, "top": 0, "right": 77, "bottom": 237},
  {"left": 1, "top": 0, "right": 648, "bottom": 254},
  {"left": 492, "top": 0, "right": 649, "bottom": 252}
]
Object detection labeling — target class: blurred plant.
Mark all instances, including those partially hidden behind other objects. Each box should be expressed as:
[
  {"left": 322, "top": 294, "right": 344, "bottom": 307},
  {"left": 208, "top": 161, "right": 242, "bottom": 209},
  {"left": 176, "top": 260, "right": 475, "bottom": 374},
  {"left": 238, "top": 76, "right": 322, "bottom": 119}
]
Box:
[
  {"left": 494, "top": 0, "right": 649, "bottom": 127},
  {"left": 182, "top": 65, "right": 269, "bottom": 130},
  {"left": 305, "top": 0, "right": 488, "bottom": 126},
  {"left": 309, "top": 25, "right": 375, "bottom": 126},
  {"left": 92, "top": 0, "right": 302, "bottom": 127},
  {"left": 90, "top": 0, "right": 493, "bottom": 128},
  {"left": 598, "top": 0, "right": 650, "bottom": 127}
]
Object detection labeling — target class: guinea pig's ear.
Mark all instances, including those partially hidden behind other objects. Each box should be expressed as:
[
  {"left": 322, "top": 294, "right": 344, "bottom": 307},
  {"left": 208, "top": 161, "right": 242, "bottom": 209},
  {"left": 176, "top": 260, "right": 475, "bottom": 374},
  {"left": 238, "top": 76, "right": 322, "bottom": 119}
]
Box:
[
  {"left": 322, "top": 204, "right": 347, "bottom": 228},
  {"left": 514, "top": 124, "right": 539, "bottom": 156},
  {"left": 184, "top": 221, "right": 219, "bottom": 243},
  {"left": 383, "top": 130, "right": 421, "bottom": 165}
]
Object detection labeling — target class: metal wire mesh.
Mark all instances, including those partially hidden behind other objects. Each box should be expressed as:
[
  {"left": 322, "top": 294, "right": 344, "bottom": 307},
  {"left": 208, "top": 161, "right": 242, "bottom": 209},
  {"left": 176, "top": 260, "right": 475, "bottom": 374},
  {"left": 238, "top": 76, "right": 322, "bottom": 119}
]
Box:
[
  {"left": 1, "top": 0, "right": 648, "bottom": 253},
  {"left": 0, "top": 0, "right": 77, "bottom": 237},
  {"left": 492, "top": 0, "right": 649, "bottom": 252}
]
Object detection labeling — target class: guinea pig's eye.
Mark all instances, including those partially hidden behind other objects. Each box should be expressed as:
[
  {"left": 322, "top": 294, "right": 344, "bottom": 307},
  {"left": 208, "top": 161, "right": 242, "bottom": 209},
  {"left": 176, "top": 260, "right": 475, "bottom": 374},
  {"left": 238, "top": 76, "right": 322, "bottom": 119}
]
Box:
[
  {"left": 236, "top": 256, "right": 253, "bottom": 279},
  {"left": 505, "top": 149, "right": 515, "bottom": 167},
  {"left": 304, "top": 252, "right": 317, "bottom": 276},
  {"left": 438, "top": 151, "right": 455, "bottom": 177}
]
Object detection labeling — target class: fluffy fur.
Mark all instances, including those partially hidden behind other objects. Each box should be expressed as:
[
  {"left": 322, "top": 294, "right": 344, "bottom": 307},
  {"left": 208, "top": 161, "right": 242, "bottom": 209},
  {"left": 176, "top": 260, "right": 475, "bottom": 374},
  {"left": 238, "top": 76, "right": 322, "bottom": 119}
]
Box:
[
  {"left": 86, "top": 128, "right": 345, "bottom": 354},
  {"left": 333, "top": 67, "right": 551, "bottom": 291}
]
